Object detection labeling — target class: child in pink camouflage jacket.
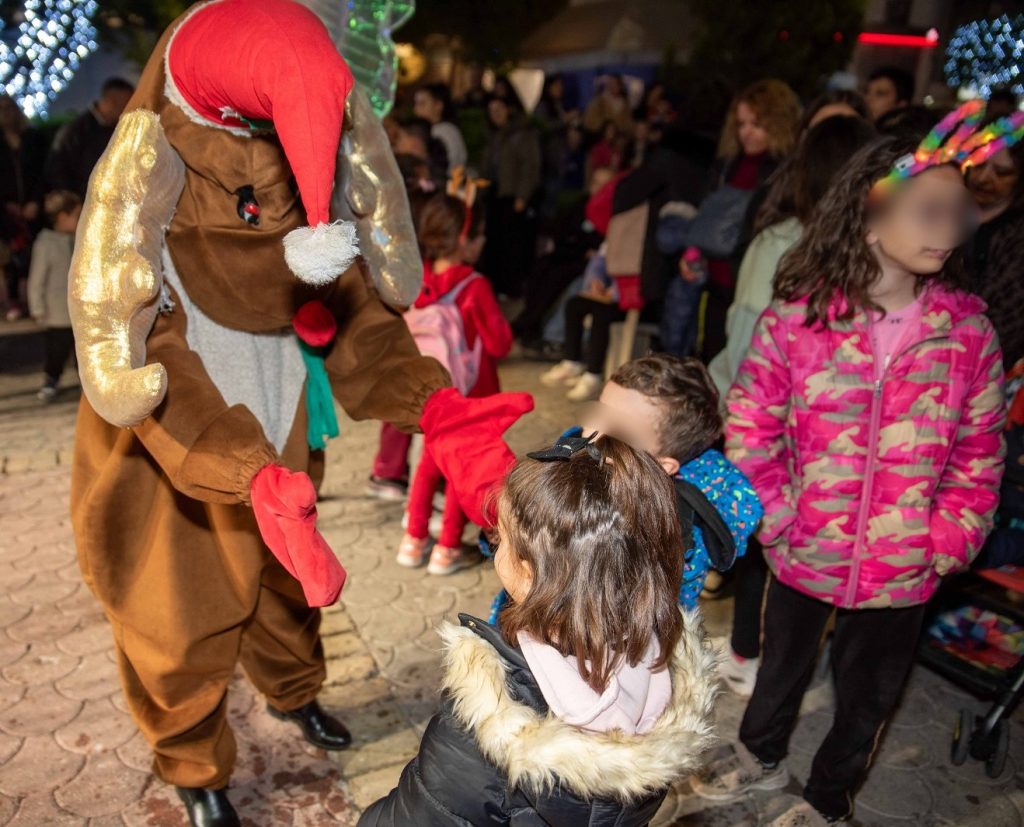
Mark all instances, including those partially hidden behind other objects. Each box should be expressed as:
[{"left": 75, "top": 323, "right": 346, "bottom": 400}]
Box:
[{"left": 693, "top": 128, "right": 1007, "bottom": 826}]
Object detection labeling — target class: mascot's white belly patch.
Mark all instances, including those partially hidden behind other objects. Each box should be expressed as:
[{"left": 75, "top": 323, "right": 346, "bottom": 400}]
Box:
[{"left": 162, "top": 248, "right": 305, "bottom": 454}]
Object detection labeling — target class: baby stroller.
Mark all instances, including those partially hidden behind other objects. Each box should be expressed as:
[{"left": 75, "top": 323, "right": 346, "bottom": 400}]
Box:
[{"left": 918, "top": 360, "right": 1024, "bottom": 778}]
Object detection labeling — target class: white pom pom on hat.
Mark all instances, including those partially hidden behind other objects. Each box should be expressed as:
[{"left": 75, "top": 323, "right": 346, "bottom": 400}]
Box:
[
  {"left": 165, "top": 0, "right": 360, "bottom": 285},
  {"left": 284, "top": 222, "right": 360, "bottom": 287}
]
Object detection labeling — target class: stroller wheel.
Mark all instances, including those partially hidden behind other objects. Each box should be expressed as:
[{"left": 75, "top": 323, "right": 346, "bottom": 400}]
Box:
[
  {"left": 985, "top": 719, "right": 1010, "bottom": 779},
  {"left": 952, "top": 708, "right": 972, "bottom": 766}
]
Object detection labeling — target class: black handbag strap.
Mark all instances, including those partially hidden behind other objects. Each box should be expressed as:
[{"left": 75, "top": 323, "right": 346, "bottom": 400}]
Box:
[{"left": 674, "top": 477, "right": 737, "bottom": 571}]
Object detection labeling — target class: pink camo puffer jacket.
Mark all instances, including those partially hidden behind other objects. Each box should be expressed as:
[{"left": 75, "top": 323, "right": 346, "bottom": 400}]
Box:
[{"left": 726, "top": 285, "right": 1006, "bottom": 610}]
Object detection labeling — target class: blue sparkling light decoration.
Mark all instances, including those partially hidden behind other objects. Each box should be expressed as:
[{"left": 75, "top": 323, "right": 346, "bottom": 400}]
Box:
[
  {"left": 0, "top": 0, "right": 100, "bottom": 118},
  {"left": 944, "top": 14, "right": 1024, "bottom": 98}
]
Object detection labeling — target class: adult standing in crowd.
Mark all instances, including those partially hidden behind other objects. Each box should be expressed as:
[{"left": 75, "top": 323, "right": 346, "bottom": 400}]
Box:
[
  {"left": 535, "top": 74, "right": 578, "bottom": 217},
  {"left": 0, "top": 95, "right": 48, "bottom": 319},
  {"left": 697, "top": 78, "right": 801, "bottom": 362},
  {"left": 480, "top": 95, "right": 541, "bottom": 297},
  {"left": 966, "top": 115, "right": 1024, "bottom": 369},
  {"left": 864, "top": 65, "right": 914, "bottom": 125},
  {"left": 413, "top": 83, "right": 467, "bottom": 173},
  {"left": 45, "top": 77, "right": 134, "bottom": 198},
  {"left": 610, "top": 125, "right": 708, "bottom": 307},
  {"left": 583, "top": 74, "right": 634, "bottom": 138}
]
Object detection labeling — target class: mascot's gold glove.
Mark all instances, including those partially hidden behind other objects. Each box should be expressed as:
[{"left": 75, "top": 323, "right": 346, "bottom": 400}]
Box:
[{"left": 69, "top": 109, "right": 186, "bottom": 427}]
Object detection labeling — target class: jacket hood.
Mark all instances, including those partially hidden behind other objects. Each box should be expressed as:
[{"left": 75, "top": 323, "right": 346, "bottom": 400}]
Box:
[
  {"left": 414, "top": 262, "right": 476, "bottom": 309},
  {"left": 438, "top": 610, "right": 718, "bottom": 803}
]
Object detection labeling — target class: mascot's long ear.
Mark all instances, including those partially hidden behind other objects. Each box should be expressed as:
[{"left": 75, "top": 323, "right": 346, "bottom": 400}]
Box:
[
  {"left": 333, "top": 86, "right": 422, "bottom": 308},
  {"left": 69, "top": 109, "right": 185, "bottom": 427}
]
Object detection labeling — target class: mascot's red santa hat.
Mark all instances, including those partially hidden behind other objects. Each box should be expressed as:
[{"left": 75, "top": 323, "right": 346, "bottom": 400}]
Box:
[{"left": 165, "top": 0, "right": 358, "bottom": 284}]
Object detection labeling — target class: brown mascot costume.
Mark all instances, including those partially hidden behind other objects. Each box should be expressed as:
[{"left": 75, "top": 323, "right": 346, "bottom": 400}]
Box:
[{"left": 67, "top": 1, "right": 532, "bottom": 824}]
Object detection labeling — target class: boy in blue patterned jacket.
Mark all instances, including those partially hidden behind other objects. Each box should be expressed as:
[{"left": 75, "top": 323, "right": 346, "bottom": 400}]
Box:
[{"left": 490, "top": 354, "right": 761, "bottom": 621}]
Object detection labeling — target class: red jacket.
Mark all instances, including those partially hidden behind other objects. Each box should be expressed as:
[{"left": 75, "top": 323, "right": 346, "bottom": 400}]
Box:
[{"left": 415, "top": 262, "right": 513, "bottom": 397}]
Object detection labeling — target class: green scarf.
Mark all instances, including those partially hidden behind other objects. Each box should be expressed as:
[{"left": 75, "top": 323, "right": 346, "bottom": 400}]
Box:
[{"left": 299, "top": 340, "right": 340, "bottom": 451}]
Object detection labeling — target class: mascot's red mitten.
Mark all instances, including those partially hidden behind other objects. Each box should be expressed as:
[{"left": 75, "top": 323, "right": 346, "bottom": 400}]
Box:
[
  {"left": 420, "top": 388, "right": 535, "bottom": 527},
  {"left": 251, "top": 464, "right": 347, "bottom": 607}
]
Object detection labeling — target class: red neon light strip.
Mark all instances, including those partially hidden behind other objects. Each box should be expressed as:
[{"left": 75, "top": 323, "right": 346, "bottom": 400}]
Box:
[{"left": 858, "top": 32, "right": 937, "bottom": 48}]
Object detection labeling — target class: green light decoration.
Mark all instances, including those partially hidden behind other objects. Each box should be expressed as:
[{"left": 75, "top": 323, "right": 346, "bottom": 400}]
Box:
[
  {"left": 299, "top": 0, "right": 414, "bottom": 118},
  {"left": 342, "top": 0, "right": 415, "bottom": 117}
]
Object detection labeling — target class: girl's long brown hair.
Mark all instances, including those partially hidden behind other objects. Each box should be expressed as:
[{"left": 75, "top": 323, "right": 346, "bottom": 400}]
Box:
[
  {"left": 498, "top": 438, "right": 684, "bottom": 693},
  {"left": 773, "top": 135, "right": 968, "bottom": 327}
]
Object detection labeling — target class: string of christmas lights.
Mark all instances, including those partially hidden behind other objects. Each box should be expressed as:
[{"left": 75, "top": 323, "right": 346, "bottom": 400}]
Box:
[
  {"left": 0, "top": 0, "right": 100, "bottom": 118},
  {"left": 944, "top": 14, "right": 1024, "bottom": 99}
]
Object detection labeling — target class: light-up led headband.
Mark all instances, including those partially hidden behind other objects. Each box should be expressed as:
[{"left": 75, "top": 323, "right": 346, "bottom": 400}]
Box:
[{"left": 871, "top": 100, "right": 1024, "bottom": 199}]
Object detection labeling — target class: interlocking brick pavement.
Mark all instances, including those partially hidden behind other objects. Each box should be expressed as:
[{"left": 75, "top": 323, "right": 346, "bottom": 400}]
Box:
[{"left": 2, "top": 352, "right": 1024, "bottom": 825}]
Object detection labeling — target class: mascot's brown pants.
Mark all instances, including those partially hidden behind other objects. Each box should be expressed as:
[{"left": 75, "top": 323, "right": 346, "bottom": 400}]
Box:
[{"left": 71, "top": 402, "right": 327, "bottom": 790}]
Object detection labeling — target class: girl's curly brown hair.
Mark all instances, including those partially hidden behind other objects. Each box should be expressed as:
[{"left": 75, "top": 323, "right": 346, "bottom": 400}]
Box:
[{"left": 773, "top": 135, "right": 969, "bottom": 328}]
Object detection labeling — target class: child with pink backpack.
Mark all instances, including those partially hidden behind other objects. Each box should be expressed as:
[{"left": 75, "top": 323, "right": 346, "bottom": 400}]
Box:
[{"left": 398, "top": 189, "right": 513, "bottom": 574}]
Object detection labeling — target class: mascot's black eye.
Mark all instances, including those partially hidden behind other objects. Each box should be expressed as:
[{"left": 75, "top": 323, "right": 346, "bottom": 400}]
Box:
[{"left": 235, "top": 185, "right": 261, "bottom": 226}]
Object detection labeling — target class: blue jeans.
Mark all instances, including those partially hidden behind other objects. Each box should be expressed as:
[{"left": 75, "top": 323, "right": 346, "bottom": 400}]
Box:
[{"left": 660, "top": 276, "right": 704, "bottom": 357}]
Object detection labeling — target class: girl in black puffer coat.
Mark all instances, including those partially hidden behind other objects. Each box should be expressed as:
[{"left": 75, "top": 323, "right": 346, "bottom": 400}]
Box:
[{"left": 359, "top": 435, "right": 718, "bottom": 827}]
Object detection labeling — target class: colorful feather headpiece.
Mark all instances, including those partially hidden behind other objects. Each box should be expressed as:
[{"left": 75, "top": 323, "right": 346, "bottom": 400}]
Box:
[{"left": 871, "top": 100, "right": 1024, "bottom": 199}]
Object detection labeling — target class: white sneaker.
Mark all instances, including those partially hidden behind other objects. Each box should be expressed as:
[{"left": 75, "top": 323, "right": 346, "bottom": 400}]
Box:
[
  {"left": 37, "top": 385, "right": 57, "bottom": 403},
  {"left": 566, "top": 372, "right": 603, "bottom": 402},
  {"left": 690, "top": 741, "right": 789, "bottom": 802},
  {"left": 764, "top": 799, "right": 831, "bottom": 827},
  {"left": 540, "top": 360, "right": 585, "bottom": 387},
  {"left": 711, "top": 636, "right": 759, "bottom": 698}
]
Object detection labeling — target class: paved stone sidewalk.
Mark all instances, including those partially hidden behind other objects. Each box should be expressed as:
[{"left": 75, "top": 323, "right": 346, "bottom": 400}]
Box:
[{"left": 2, "top": 357, "right": 1024, "bottom": 825}]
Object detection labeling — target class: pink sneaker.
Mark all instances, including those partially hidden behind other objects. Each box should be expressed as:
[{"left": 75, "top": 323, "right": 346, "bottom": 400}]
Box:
[
  {"left": 427, "top": 544, "right": 482, "bottom": 576},
  {"left": 396, "top": 534, "right": 429, "bottom": 568}
]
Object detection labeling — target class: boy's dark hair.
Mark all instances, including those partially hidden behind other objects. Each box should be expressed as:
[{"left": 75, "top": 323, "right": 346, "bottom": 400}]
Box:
[
  {"left": 498, "top": 437, "right": 685, "bottom": 693},
  {"left": 774, "top": 135, "right": 968, "bottom": 327},
  {"left": 610, "top": 354, "right": 722, "bottom": 461},
  {"left": 101, "top": 77, "right": 135, "bottom": 96},
  {"left": 868, "top": 66, "right": 914, "bottom": 106},
  {"left": 43, "top": 190, "right": 81, "bottom": 225}
]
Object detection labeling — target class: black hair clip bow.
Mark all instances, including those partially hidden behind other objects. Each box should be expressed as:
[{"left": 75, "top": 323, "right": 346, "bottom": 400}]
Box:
[{"left": 527, "top": 430, "right": 601, "bottom": 463}]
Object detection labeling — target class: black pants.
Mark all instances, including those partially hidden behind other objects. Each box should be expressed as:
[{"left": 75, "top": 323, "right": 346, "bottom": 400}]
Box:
[
  {"left": 700, "top": 281, "right": 733, "bottom": 363},
  {"left": 512, "top": 256, "right": 584, "bottom": 341},
  {"left": 730, "top": 536, "right": 768, "bottom": 660},
  {"left": 483, "top": 197, "right": 536, "bottom": 298},
  {"left": 740, "top": 577, "right": 926, "bottom": 821},
  {"left": 44, "top": 326, "right": 75, "bottom": 385},
  {"left": 563, "top": 295, "right": 624, "bottom": 374}
]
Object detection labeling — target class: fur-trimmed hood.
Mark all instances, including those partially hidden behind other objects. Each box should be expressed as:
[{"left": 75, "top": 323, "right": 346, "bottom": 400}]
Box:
[{"left": 438, "top": 611, "right": 718, "bottom": 803}]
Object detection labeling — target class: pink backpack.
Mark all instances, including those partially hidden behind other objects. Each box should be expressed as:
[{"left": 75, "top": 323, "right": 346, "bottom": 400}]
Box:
[{"left": 404, "top": 275, "right": 483, "bottom": 395}]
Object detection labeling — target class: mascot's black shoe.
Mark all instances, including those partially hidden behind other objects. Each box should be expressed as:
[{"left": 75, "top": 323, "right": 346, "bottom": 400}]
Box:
[
  {"left": 175, "top": 786, "right": 240, "bottom": 827},
  {"left": 268, "top": 699, "right": 353, "bottom": 750}
]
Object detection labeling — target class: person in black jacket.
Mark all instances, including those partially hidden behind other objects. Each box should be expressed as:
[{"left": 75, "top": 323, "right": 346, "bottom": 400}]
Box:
[
  {"left": 45, "top": 77, "right": 134, "bottom": 198},
  {"left": 359, "top": 436, "right": 717, "bottom": 827}
]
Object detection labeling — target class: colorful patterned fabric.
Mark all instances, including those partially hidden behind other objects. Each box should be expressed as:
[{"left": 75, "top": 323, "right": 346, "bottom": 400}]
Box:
[
  {"left": 726, "top": 285, "right": 1006, "bottom": 610},
  {"left": 676, "top": 450, "right": 762, "bottom": 609}
]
